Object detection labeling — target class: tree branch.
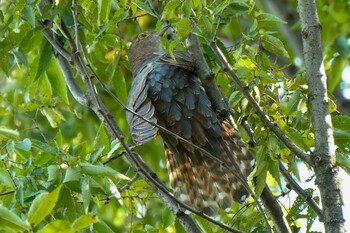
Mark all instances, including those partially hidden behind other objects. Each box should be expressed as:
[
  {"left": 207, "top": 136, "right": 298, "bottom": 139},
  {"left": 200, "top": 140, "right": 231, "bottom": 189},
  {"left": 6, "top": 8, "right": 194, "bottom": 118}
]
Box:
[
  {"left": 208, "top": 41, "right": 311, "bottom": 165},
  {"left": 187, "top": 33, "right": 229, "bottom": 116},
  {"left": 279, "top": 162, "right": 323, "bottom": 220},
  {"left": 297, "top": 0, "right": 345, "bottom": 232}
]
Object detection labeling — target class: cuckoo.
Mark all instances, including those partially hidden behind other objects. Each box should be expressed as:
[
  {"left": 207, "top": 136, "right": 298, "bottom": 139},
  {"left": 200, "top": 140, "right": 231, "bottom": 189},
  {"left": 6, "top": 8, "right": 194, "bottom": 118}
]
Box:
[{"left": 126, "top": 29, "right": 254, "bottom": 215}]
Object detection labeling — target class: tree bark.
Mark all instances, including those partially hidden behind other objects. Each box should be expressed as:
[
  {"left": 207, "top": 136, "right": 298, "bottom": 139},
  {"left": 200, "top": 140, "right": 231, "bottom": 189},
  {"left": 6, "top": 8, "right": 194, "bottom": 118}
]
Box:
[{"left": 297, "top": 0, "right": 345, "bottom": 232}]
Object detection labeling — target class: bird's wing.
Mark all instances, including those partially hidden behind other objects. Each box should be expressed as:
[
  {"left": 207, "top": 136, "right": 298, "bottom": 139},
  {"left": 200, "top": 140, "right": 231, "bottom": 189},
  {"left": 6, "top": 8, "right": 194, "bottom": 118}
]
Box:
[
  {"left": 147, "top": 62, "right": 253, "bottom": 215},
  {"left": 157, "top": 51, "right": 196, "bottom": 72},
  {"left": 126, "top": 63, "right": 158, "bottom": 145}
]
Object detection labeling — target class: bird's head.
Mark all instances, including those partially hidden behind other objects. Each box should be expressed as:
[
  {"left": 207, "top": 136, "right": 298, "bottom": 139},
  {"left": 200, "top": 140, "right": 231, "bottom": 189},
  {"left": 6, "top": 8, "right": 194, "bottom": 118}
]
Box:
[{"left": 128, "top": 27, "right": 169, "bottom": 75}]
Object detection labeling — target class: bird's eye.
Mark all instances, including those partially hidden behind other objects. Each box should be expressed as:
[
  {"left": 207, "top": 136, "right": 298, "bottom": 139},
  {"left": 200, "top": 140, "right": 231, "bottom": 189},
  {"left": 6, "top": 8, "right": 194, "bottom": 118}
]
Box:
[{"left": 138, "top": 33, "right": 149, "bottom": 39}]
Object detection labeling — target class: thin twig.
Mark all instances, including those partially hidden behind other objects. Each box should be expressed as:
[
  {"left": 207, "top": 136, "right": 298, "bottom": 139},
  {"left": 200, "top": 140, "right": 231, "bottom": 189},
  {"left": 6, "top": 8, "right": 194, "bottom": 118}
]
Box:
[
  {"left": 100, "top": 174, "right": 140, "bottom": 203},
  {"left": 0, "top": 190, "right": 15, "bottom": 197},
  {"left": 279, "top": 162, "right": 323, "bottom": 220}
]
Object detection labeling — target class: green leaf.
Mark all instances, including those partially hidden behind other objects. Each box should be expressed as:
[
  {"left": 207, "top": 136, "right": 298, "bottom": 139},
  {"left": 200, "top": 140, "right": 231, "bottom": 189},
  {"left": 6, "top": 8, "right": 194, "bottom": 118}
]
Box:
[
  {"left": 40, "top": 108, "right": 62, "bottom": 128},
  {"left": 257, "top": 13, "right": 287, "bottom": 28},
  {"left": 37, "top": 220, "right": 72, "bottom": 233},
  {"left": 174, "top": 219, "right": 186, "bottom": 233},
  {"left": 35, "top": 39, "right": 53, "bottom": 81},
  {"left": 93, "top": 221, "right": 115, "bottom": 233},
  {"left": 12, "top": 49, "right": 28, "bottom": 66},
  {"left": 80, "top": 162, "right": 130, "bottom": 180},
  {"left": 81, "top": 176, "right": 91, "bottom": 213},
  {"left": 93, "top": 123, "right": 109, "bottom": 154},
  {"left": 112, "top": 68, "right": 127, "bottom": 103},
  {"left": 261, "top": 34, "right": 289, "bottom": 58},
  {"left": 106, "top": 139, "right": 121, "bottom": 158},
  {"left": 286, "top": 90, "right": 302, "bottom": 115},
  {"left": 27, "top": 185, "right": 63, "bottom": 226},
  {"left": 198, "top": 17, "right": 213, "bottom": 38},
  {"left": 15, "top": 138, "right": 32, "bottom": 151},
  {"left": 328, "top": 56, "right": 347, "bottom": 93},
  {"left": 23, "top": 5, "right": 35, "bottom": 27},
  {"left": 98, "top": 0, "right": 111, "bottom": 24},
  {"left": 162, "top": 0, "right": 181, "bottom": 19},
  {"left": 31, "top": 139, "right": 58, "bottom": 154},
  {"left": 0, "top": 206, "right": 29, "bottom": 232},
  {"left": 63, "top": 166, "right": 81, "bottom": 183},
  {"left": 47, "top": 58, "right": 69, "bottom": 104},
  {"left": 176, "top": 18, "right": 192, "bottom": 41},
  {"left": 285, "top": 126, "right": 312, "bottom": 151},
  {"left": 0, "top": 127, "right": 20, "bottom": 139},
  {"left": 194, "top": 215, "right": 213, "bottom": 233},
  {"left": 268, "top": 160, "right": 281, "bottom": 189},
  {"left": 267, "top": 135, "right": 280, "bottom": 159},
  {"left": 162, "top": 209, "right": 174, "bottom": 229},
  {"left": 255, "top": 165, "right": 267, "bottom": 197},
  {"left": 71, "top": 213, "right": 98, "bottom": 231},
  {"left": 336, "top": 150, "right": 350, "bottom": 175},
  {"left": 134, "top": 2, "right": 157, "bottom": 18},
  {"left": 47, "top": 165, "right": 62, "bottom": 182},
  {"left": 89, "top": 146, "right": 105, "bottom": 162},
  {"left": 40, "top": 75, "right": 53, "bottom": 104},
  {"left": 333, "top": 128, "right": 350, "bottom": 147},
  {"left": 181, "top": 0, "right": 192, "bottom": 17},
  {"left": 252, "top": 145, "right": 268, "bottom": 197},
  {"left": 0, "top": 169, "right": 15, "bottom": 188},
  {"left": 332, "top": 115, "right": 350, "bottom": 131},
  {"left": 255, "top": 52, "right": 271, "bottom": 71}
]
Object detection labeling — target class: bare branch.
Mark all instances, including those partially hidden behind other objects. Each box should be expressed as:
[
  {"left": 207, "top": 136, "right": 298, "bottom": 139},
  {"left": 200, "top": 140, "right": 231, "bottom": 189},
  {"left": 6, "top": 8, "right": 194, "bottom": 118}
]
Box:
[
  {"left": 187, "top": 33, "right": 229, "bottom": 115},
  {"left": 0, "top": 190, "right": 15, "bottom": 197},
  {"left": 279, "top": 162, "right": 323, "bottom": 220},
  {"left": 260, "top": 187, "right": 291, "bottom": 233}
]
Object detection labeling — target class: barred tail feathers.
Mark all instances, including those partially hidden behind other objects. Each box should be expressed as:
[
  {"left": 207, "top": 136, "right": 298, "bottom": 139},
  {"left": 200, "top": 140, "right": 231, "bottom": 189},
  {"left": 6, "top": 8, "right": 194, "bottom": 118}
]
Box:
[{"left": 164, "top": 119, "right": 253, "bottom": 216}]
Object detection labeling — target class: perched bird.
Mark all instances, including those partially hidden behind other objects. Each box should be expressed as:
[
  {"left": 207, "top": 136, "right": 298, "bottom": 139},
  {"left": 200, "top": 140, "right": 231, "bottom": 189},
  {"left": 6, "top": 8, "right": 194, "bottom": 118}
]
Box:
[{"left": 126, "top": 28, "right": 254, "bottom": 215}]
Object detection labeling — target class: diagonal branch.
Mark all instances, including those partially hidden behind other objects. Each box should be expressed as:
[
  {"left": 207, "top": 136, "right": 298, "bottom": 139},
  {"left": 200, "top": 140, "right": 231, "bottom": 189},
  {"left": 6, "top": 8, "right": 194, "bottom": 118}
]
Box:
[
  {"left": 208, "top": 41, "right": 311, "bottom": 165},
  {"left": 279, "top": 162, "right": 323, "bottom": 220}
]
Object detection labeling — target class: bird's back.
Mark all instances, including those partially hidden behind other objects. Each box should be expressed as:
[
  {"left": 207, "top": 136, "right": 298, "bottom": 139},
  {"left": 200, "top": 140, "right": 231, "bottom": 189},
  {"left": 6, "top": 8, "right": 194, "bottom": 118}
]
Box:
[{"left": 136, "top": 53, "right": 254, "bottom": 215}]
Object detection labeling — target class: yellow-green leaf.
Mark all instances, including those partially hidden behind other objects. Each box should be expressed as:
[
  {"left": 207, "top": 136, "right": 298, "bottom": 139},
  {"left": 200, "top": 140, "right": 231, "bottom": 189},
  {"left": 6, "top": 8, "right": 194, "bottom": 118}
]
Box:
[
  {"left": 80, "top": 162, "right": 131, "bottom": 180},
  {"left": 0, "top": 127, "right": 19, "bottom": 139},
  {"left": 40, "top": 75, "right": 52, "bottom": 104},
  {"left": 71, "top": 213, "right": 98, "bottom": 231},
  {"left": 257, "top": 13, "right": 287, "bottom": 28},
  {"left": 0, "top": 206, "right": 29, "bottom": 232},
  {"left": 47, "top": 59, "right": 69, "bottom": 104},
  {"left": 198, "top": 17, "right": 213, "bottom": 38},
  {"left": 63, "top": 166, "right": 81, "bottom": 183},
  {"left": 27, "top": 185, "right": 63, "bottom": 226},
  {"left": 37, "top": 220, "right": 72, "bottom": 233},
  {"left": 0, "top": 170, "right": 15, "bottom": 188},
  {"left": 261, "top": 34, "right": 289, "bottom": 58},
  {"left": 176, "top": 18, "right": 192, "bottom": 41},
  {"left": 162, "top": 0, "right": 181, "bottom": 19}
]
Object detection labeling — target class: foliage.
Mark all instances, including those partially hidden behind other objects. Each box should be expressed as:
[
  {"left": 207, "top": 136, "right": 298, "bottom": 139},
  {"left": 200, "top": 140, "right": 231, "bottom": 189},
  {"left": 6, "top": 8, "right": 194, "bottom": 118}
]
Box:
[{"left": 0, "top": 0, "right": 349, "bottom": 232}]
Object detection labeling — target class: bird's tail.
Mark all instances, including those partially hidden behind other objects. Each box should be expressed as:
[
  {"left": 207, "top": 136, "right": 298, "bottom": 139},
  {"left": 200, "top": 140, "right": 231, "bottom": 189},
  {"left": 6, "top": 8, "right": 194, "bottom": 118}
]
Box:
[{"left": 165, "top": 119, "right": 254, "bottom": 216}]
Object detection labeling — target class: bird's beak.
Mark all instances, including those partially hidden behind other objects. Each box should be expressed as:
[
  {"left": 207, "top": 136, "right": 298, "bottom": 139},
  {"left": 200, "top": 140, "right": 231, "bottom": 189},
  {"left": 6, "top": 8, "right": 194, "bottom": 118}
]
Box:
[{"left": 157, "top": 25, "right": 171, "bottom": 37}]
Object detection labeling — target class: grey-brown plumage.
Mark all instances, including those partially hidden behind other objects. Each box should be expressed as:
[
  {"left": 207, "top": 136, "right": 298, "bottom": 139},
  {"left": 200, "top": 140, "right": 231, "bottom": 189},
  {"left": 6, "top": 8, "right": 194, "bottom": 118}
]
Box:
[{"left": 126, "top": 30, "right": 254, "bottom": 215}]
